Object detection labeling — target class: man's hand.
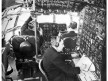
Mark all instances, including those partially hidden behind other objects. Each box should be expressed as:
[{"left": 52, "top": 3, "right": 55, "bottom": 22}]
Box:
[{"left": 80, "top": 64, "right": 87, "bottom": 72}]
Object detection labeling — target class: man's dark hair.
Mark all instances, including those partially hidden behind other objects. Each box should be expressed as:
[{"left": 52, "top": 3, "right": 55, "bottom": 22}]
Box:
[
  {"left": 63, "top": 37, "right": 76, "bottom": 49},
  {"left": 69, "top": 22, "right": 77, "bottom": 29}
]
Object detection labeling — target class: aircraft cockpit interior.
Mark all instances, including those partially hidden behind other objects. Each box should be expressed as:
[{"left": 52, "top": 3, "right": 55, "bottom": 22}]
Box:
[{"left": 2, "top": 0, "right": 106, "bottom": 81}]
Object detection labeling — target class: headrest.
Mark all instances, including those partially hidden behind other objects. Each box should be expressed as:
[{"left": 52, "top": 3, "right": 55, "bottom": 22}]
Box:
[{"left": 20, "top": 41, "right": 32, "bottom": 53}]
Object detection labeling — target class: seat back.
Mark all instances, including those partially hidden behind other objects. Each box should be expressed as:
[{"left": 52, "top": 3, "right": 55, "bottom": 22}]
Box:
[
  {"left": 39, "top": 59, "right": 48, "bottom": 81},
  {"left": 10, "top": 35, "right": 36, "bottom": 59}
]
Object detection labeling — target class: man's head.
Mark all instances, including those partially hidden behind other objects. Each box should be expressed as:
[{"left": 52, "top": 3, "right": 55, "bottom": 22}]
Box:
[
  {"left": 69, "top": 22, "right": 77, "bottom": 29},
  {"left": 28, "top": 20, "right": 35, "bottom": 31},
  {"left": 28, "top": 20, "right": 39, "bottom": 31},
  {"left": 57, "top": 37, "right": 76, "bottom": 52},
  {"left": 63, "top": 37, "right": 76, "bottom": 49}
]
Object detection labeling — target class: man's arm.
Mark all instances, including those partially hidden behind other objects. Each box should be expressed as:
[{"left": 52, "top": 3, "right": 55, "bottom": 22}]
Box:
[{"left": 52, "top": 55, "right": 80, "bottom": 75}]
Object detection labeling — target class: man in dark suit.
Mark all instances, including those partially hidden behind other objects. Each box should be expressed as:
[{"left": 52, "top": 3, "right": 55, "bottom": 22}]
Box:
[
  {"left": 56, "top": 22, "right": 77, "bottom": 46},
  {"left": 61, "top": 21, "right": 78, "bottom": 39},
  {"left": 42, "top": 37, "right": 85, "bottom": 81}
]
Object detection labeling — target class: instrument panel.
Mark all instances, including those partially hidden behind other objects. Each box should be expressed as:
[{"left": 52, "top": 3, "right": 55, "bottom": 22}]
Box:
[
  {"left": 39, "top": 23, "right": 66, "bottom": 42},
  {"left": 39, "top": 23, "right": 67, "bottom": 54}
]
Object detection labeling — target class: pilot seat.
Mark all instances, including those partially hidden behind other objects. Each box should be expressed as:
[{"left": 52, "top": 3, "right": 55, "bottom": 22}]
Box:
[{"left": 10, "top": 35, "right": 39, "bottom": 79}]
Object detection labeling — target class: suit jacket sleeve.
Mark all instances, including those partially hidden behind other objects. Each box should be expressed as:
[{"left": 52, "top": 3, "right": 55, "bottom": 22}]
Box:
[{"left": 52, "top": 54, "right": 80, "bottom": 75}]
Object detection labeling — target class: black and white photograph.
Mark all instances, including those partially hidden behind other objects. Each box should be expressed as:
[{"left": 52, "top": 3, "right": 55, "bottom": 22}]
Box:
[{"left": 2, "top": 0, "right": 106, "bottom": 81}]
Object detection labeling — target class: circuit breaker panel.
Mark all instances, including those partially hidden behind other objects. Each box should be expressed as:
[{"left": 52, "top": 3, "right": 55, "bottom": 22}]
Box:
[{"left": 79, "top": 5, "right": 106, "bottom": 80}]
